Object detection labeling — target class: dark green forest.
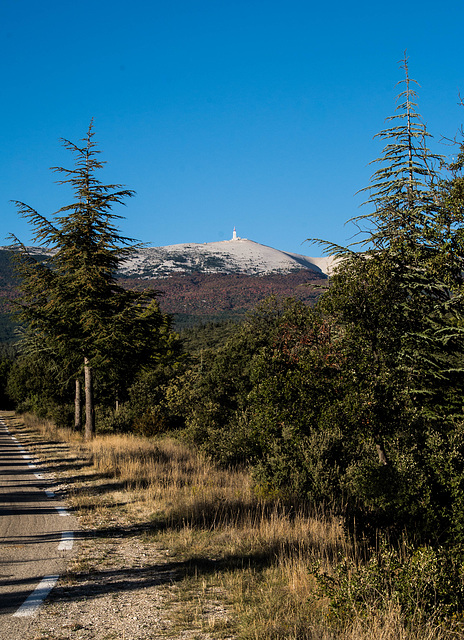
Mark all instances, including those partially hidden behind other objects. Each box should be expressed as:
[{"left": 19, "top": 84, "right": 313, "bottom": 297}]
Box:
[{"left": 3, "top": 59, "right": 464, "bottom": 624}]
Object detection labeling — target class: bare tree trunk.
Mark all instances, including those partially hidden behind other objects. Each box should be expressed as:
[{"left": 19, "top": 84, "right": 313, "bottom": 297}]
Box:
[
  {"left": 376, "top": 442, "right": 389, "bottom": 466},
  {"left": 74, "top": 379, "right": 82, "bottom": 430},
  {"left": 84, "top": 358, "right": 95, "bottom": 440}
]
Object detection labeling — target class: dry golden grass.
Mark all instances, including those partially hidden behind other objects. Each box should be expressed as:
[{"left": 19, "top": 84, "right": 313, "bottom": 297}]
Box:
[{"left": 4, "top": 411, "right": 458, "bottom": 640}]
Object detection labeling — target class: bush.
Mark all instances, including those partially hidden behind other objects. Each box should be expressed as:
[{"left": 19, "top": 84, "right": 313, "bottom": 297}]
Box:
[
  {"left": 132, "top": 407, "right": 168, "bottom": 437},
  {"left": 96, "top": 404, "right": 136, "bottom": 433},
  {"left": 313, "top": 541, "right": 464, "bottom": 625}
]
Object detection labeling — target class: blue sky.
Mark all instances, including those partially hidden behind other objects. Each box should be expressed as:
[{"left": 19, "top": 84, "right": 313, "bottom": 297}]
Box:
[{"left": 2, "top": 0, "right": 464, "bottom": 256}]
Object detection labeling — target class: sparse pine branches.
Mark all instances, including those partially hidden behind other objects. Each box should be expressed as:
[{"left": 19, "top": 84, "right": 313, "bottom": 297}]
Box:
[{"left": 357, "top": 53, "right": 443, "bottom": 253}]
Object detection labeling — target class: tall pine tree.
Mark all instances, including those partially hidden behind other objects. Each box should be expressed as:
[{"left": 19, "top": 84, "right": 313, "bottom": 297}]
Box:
[
  {"left": 11, "top": 122, "right": 168, "bottom": 439},
  {"left": 315, "top": 56, "right": 464, "bottom": 540}
]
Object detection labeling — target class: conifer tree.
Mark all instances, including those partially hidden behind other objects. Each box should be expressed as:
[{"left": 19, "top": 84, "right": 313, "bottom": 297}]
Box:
[
  {"left": 356, "top": 54, "right": 459, "bottom": 418},
  {"left": 317, "top": 55, "right": 444, "bottom": 462},
  {"left": 359, "top": 54, "right": 442, "bottom": 250},
  {"left": 11, "top": 122, "right": 166, "bottom": 438},
  {"left": 316, "top": 55, "right": 464, "bottom": 539},
  {"left": 358, "top": 55, "right": 464, "bottom": 422}
]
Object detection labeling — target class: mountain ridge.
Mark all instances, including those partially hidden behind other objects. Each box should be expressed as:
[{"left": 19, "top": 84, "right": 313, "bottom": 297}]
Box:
[
  {"left": 0, "top": 237, "right": 335, "bottom": 278},
  {"left": 118, "top": 237, "right": 335, "bottom": 278},
  {"left": 0, "top": 238, "right": 332, "bottom": 336}
]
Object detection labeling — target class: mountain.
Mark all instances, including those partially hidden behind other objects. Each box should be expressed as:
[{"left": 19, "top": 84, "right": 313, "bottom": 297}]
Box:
[
  {"left": 118, "top": 236, "right": 331, "bottom": 328},
  {"left": 0, "top": 238, "right": 333, "bottom": 337},
  {"left": 119, "top": 236, "right": 336, "bottom": 277},
  {"left": 0, "top": 236, "right": 334, "bottom": 279}
]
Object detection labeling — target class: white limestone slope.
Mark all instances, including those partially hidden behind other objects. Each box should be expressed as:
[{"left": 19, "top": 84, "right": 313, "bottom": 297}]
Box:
[
  {"left": 119, "top": 237, "right": 335, "bottom": 278},
  {"left": 1, "top": 238, "right": 337, "bottom": 277}
]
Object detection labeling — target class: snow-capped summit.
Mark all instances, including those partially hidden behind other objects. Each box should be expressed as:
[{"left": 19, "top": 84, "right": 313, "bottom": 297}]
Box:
[
  {"left": 1, "top": 231, "right": 336, "bottom": 279},
  {"left": 119, "top": 233, "right": 335, "bottom": 278}
]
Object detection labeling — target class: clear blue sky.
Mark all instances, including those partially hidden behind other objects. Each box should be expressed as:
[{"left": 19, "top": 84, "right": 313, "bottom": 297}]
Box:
[{"left": 2, "top": 0, "right": 464, "bottom": 256}]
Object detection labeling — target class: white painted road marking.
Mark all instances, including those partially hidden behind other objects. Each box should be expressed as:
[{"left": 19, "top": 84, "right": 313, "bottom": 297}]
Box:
[
  {"left": 58, "top": 531, "right": 74, "bottom": 551},
  {"left": 12, "top": 575, "right": 59, "bottom": 618},
  {"left": 1, "top": 419, "right": 77, "bottom": 620}
]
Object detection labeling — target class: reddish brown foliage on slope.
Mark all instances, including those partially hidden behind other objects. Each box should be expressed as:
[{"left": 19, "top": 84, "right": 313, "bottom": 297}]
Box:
[{"left": 120, "top": 271, "right": 327, "bottom": 320}]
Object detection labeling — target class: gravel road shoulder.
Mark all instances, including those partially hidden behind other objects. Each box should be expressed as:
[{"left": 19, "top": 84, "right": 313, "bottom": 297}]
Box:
[
  {"left": 31, "top": 519, "right": 232, "bottom": 640},
  {"left": 0, "top": 413, "right": 234, "bottom": 640}
]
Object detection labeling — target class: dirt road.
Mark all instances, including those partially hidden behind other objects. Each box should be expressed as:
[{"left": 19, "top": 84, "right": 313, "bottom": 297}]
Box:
[{"left": 0, "top": 417, "right": 78, "bottom": 640}]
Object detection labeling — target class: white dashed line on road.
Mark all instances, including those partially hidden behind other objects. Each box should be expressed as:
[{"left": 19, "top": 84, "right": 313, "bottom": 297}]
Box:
[
  {"left": 12, "top": 575, "right": 59, "bottom": 618},
  {"left": 1, "top": 417, "right": 77, "bottom": 620},
  {"left": 58, "top": 531, "right": 74, "bottom": 551}
]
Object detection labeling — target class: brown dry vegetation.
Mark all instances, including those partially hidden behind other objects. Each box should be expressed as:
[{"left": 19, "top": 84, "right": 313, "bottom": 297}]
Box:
[
  {"left": 121, "top": 271, "right": 324, "bottom": 326},
  {"left": 2, "top": 411, "right": 459, "bottom": 640}
]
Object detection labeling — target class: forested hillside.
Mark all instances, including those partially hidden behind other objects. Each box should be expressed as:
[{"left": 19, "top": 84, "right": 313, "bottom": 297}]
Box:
[
  {"left": 122, "top": 269, "right": 325, "bottom": 328},
  {"left": 0, "top": 250, "right": 18, "bottom": 342},
  {"left": 0, "top": 247, "right": 325, "bottom": 338}
]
